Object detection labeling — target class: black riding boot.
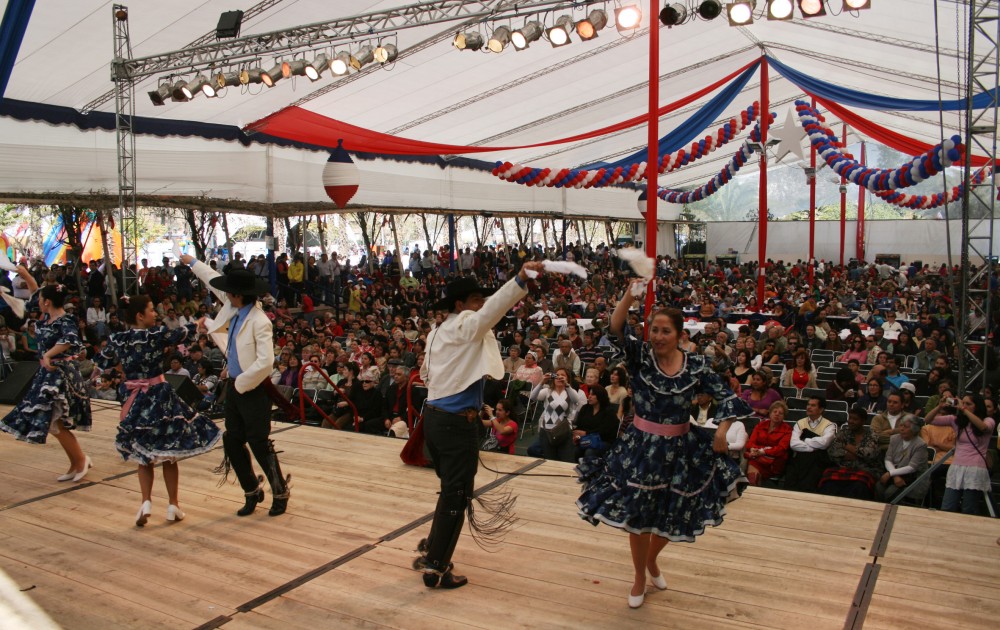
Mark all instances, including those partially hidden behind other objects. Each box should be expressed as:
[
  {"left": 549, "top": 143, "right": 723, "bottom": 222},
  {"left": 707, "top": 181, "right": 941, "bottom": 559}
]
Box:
[
  {"left": 250, "top": 439, "right": 291, "bottom": 516},
  {"left": 414, "top": 490, "right": 468, "bottom": 589}
]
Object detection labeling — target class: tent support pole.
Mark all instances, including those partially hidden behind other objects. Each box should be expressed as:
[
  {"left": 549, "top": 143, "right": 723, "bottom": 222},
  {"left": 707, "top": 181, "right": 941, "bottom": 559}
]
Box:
[
  {"left": 756, "top": 55, "right": 770, "bottom": 308},
  {"left": 643, "top": 0, "right": 659, "bottom": 334}
]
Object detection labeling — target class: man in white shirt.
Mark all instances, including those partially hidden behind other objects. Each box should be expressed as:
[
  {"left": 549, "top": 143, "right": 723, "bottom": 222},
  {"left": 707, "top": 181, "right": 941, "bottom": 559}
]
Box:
[
  {"left": 551, "top": 338, "right": 581, "bottom": 376},
  {"left": 316, "top": 253, "right": 334, "bottom": 306},
  {"left": 528, "top": 299, "right": 557, "bottom": 322},
  {"left": 786, "top": 396, "right": 836, "bottom": 492},
  {"left": 881, "top": 311, "right": 903, "bottom": 335}
]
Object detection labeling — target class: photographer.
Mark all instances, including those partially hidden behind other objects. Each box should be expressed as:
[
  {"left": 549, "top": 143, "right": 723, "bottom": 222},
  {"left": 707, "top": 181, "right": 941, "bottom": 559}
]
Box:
[
  {"left": 480, "top": 399, "right": 518, "bottom": 454},
  {"left": 528, "top": 368, "right": 585, "bottom": 462},
  {"left": 925, "top": 392, "right": 996, "bottom": 515}
]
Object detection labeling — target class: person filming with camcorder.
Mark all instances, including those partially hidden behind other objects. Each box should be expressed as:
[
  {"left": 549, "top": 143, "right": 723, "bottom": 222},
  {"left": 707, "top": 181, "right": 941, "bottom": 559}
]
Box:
[{"left": 925, "top": 392, "right": 996, "bottom": 515}]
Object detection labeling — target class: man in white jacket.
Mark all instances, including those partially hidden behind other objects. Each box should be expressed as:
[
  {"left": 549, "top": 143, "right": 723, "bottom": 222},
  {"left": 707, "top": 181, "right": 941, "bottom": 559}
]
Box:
[
  {"left": 183, "top": 253, "right": 290, "bottom": 517},
  {"left": 414, "top": 261, "right": 544, "bottom": 589}
]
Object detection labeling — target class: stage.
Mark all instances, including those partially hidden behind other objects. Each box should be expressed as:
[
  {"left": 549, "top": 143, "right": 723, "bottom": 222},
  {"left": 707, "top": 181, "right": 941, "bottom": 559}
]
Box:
[{"left": 0, "top": 404, "right": 998, "bottom": 629}]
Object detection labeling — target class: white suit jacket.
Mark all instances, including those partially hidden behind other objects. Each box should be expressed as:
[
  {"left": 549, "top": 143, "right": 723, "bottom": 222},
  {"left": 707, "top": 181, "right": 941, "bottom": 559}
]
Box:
[
  {"left": 190, "top": 260, "right": 275, "bottom": 393},
  {"left": 420, "top": 277, "right": 527, "bottom": 402}
]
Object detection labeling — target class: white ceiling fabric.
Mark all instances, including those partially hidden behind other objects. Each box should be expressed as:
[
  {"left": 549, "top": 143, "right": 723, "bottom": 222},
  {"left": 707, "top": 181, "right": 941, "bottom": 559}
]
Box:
[{"left": 0, "top": 0, "right": 988, "bottom": 219}]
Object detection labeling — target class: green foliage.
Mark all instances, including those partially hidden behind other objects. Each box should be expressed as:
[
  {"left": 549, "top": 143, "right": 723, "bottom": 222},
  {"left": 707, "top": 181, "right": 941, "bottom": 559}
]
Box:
[
  {"left": 779, "top": 202, "right": 916, "bottom": 221},
  {"left": 232, "top": 223, "right": 267, "bottom": 242}
]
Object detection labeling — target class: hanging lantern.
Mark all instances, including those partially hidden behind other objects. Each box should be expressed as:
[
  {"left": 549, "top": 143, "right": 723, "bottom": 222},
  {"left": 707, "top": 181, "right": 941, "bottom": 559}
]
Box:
[{"left": 323, "top": 139, "right": 360, "bottom": 208}]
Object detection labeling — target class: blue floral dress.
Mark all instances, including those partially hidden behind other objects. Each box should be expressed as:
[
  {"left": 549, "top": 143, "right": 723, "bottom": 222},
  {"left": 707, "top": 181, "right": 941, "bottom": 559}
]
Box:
[
  {"left": 1, "top": 314, "right": 92, "bottom": 443},
  {"left": 576, "top": 335, "right": 752, "bottom": 542},
  {"left": 96, "top": 325, "right": 221, "bottom": 465}
]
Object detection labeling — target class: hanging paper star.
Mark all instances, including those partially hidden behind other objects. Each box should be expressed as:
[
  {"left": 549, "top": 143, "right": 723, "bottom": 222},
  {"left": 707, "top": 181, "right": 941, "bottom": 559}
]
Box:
[{"left": 771, "top": 108, "right": 807, "bottom": 163}]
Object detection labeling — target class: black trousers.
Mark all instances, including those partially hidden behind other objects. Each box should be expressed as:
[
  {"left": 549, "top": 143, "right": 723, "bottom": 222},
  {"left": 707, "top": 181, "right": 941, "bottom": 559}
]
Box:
[
  {"left": 224, "top": 380, "right": 286, "bottom": 497},
  {"left": 422, "top": 407, "right": 479, "bottom": 568}
]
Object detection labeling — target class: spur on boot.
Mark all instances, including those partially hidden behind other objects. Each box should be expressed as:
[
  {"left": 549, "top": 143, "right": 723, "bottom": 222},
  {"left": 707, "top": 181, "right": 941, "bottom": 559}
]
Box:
[
  {"left": 238, "top": 477, "right": 265, "bottom": 517},
  {"left": 135, "top": 500, "right": 152, "bottom": 527}
]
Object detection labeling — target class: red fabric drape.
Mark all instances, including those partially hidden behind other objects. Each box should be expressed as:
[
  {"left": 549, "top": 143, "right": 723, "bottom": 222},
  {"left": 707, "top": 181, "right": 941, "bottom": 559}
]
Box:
[{"left": 245, "top": 60, "right": 760, "bottom": 155}]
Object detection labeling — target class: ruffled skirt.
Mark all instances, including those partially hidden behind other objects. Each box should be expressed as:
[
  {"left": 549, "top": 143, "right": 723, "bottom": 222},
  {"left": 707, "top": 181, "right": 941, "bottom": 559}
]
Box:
[
  {"left": 116, "top": 383, "right": 221, "bottom": 465},
  {"left": 576, "top": 423, "right": 741, "bottom": 542},
  {"left": 1, "top": 362, "right": 92, "bottom": 444}
]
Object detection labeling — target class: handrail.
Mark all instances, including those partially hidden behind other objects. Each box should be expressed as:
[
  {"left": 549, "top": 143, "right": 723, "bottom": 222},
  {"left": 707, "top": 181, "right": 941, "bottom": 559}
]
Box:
[{"left": 296, "top": 362, "right": 360, "bottom": 431}]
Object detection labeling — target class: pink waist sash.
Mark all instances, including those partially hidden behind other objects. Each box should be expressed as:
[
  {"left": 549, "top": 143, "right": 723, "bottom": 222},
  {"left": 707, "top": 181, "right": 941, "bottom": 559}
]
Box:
[
  {"left": 120, "top": 375, "right": 166, "bottom": 422},
  {"left": 632, "top": 415, "right": 690, "bottom": 437}
]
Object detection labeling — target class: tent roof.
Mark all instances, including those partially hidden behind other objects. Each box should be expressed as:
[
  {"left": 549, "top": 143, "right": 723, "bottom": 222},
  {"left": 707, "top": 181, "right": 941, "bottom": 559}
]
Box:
[{"left": 0, "top": 0, "right": 986, "bottom": 219}]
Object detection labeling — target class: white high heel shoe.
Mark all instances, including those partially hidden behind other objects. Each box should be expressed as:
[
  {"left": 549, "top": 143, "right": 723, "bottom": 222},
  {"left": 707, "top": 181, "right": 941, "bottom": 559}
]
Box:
[
  {"left": 166, "top": 505, "right": 185, "bottom": 522},
  {"left": 56, "top": 469, "right": 76, "bottom": 482},
  {"left": 71, "top": 456, "right": 93, "bottom": 482},
  {"left": 135, "top": 500, "right": 152, "bottom": 527},
  {"left": 649, "top": 573, "right": 667, "bottom": 591},
  {"left": 628, "top": 590, "right": 645, "bottom": 609}
]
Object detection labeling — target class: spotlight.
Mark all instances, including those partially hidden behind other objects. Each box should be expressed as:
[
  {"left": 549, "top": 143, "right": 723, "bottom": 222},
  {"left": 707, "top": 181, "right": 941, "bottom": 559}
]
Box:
[
  {"left": 511, "top": 21, "right": 542, "bottom": 50},
  {"left": 244, "top": 68, "right": 265, "bottom": 85},
  {"left": 698, "top": 0, "right": 723, "bottom": 19},
  {"left": 261, "top": 63, "right": 283, "bottom": 87},
  {"left": 170, "top": 80, "right": 189, "bottom": 102},
  {"left": 660, "top": 3, "right": 689, "bottom": 26},
  {"left": 576, "top": 9, "right": 608, "bottom": 40},
  {"left": 305, "top": 54, "right": 329, "bottom": 80},
  {"left": 189, "top": 75, "right": 217, "bottom": 98},
  {"left": 615, "top": 5, "right": 643, "bottom": 32},
  {"left": 284, "top": 59, "right": 309, "bottom": 78},
  {"left": 214, "top": 71, "right": 242, "bottom": 89},
  {"left": 330, "top": 52, "right": 352, "bottom": 75},
  {"left": 727, "top": 1, "right": 754, "bottom": 25},
  {"left": 487, "top": 26, "right": 511, "bottom": 53},
  {"left": 351, "top": 47, "right": 374, "bottom": 70},
  {"left": 374, "top": 43, "right": 397, "bottom": 64},
  {"left": 843, "top": 0, "right": 870, "bottom": 9},
  {"left": 798, "top": 0, "right": 827, "bottom": 17},
  {"left": 767, "top": 0, "right": 794, "bottom": 19},
  {"left": 547, "top": 16, "right": 574, "bottom": 47},
  {"left": 454, "top": 31, "right": 484, "bottom": 51},
  {"left": 147, "top": 83, "right": 171, "bottom": 106}
]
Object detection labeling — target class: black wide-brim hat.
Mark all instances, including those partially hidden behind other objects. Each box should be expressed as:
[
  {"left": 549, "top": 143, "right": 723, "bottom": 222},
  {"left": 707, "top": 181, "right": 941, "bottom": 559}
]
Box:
[
  {"left": 433, "top": 277, "right": 497, "bottom": 311},
  {"left": 209, "top": 269, "right": 270, "bottom": 297}
]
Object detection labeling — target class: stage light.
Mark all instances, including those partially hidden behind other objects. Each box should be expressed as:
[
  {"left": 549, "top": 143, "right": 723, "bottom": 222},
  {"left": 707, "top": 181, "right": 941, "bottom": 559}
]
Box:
[
  {"left": 576, "top": 9, "right": 608, "bottom": 40},
  {"left": 284, "top": 59, "right": 309, "bottom": 78},
  {"left": 727, "top": 1, "right": 754, "bottom": 25},
  {"left": 305, "top": 54, "right": 329, "bottom": 80},
  {"left": 615, "top": 5, "right": 642, "bottom": 32},
  {"left": 799, "top": 0, "right": 827, "bottom": 17},
  {"left": 511, "top": 21, "right": 542, "bottom": 49},
  {"left": 170, "top": 80, "right": 189, "bottom": 101},
  {"left": 547, "top": 16, "right": 574, "bottom": 47},
  {"left": 454, "top": 31, "right": 484, "bottom": 51},
  {"left": 487, "top": 26, "right": 511, "bottom": 52},
  {"left": 261, "top": 63, "right": 283, "bottom": 87},
  {"left": 244, "top": 68, "right": 265, "bottom": 85},
  {"left": 767, "top": 0, "right": 794, "bottom": 19},
  {"left": 698, "top": 0, "right": 723, "bottom": 19},
  {"left": 374, "top": 43, "right": 398, "bottom": 64},
  {"left": 147, "top": 83, "right": 171, "bottom": 106},
  {"left": 660, "top": 3, "right": 689, "bottom": 26},
  {"left": 351, "top": 47, "right": 373, "bottom": 70},
  {"left": 189, "top": 75, "right": 217, "bottom": 98},
  {"left": 214, "top": 71, "right": 242, "bottom": 89},
  {"left": 843, "top": 0, "right": 870, "bottom": 9},
  {"left": 330, "top": 52, "right": 352, "bottom": 75}
]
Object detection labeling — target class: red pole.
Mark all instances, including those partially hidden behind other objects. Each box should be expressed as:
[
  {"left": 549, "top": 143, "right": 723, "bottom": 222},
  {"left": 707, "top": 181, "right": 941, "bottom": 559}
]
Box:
[
  {"left": 756, "top": 57, "right": 769, "bottom": 307},
  {"left": 808, "top": 97, "right": 816, "bottom": 288},
  {"left": 857, "top": 141, "right": 867, "bottom": 262},
  {"left": 839, "top": 123, "right": 847, "bottom": 268},
  {"left": 643, "top": 0, "right": 659, "bottom": 335}
]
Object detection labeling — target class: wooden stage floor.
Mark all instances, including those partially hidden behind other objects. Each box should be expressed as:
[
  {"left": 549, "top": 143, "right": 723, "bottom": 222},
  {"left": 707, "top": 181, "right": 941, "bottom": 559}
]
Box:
[{"left": 0, "top": 404, "right": 998, "bottom": 629}]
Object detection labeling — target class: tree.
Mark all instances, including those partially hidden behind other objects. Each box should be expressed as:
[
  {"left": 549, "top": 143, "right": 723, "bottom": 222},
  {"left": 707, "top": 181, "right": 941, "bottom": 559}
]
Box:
[
  {"left": 352, "top": 212, "right": 383, "bottom": 272},
  {"left": 183, "top": 209, "right": 215, "bottom": 260}
]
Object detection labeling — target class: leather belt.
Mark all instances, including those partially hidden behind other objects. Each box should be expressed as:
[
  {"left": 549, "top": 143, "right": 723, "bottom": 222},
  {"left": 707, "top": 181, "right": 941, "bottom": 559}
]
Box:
[{"left": 425, "top": 403, "right": 479, "bottom": 423}]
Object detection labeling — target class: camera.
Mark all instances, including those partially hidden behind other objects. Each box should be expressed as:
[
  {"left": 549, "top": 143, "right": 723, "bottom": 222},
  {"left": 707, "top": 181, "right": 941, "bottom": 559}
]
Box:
[{"left": 946, "top": 397, "right": 958, "bottom": 407}]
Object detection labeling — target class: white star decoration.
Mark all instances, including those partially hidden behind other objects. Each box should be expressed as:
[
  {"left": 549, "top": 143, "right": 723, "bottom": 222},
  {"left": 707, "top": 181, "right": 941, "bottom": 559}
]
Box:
[{"left": 770, "top": 108, "right": 808, "bottom": 163}]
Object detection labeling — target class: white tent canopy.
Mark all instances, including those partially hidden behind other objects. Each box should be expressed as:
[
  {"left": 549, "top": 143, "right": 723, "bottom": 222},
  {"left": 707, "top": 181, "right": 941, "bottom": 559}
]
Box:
[{"left": 0, "top": 0, "right": 987, "bottom": 220}]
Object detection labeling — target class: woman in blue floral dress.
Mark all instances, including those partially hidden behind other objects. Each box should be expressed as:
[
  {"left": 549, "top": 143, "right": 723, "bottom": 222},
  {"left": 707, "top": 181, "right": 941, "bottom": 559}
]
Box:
[
  {"left": 96, "top": 295, "right": 221, "bottom": 526},
  {"left": 1, "top": 283, "right": 93, "bottom": 482},
  {"left": 577, "top": 280, "right": 751, "bottom": 609}
]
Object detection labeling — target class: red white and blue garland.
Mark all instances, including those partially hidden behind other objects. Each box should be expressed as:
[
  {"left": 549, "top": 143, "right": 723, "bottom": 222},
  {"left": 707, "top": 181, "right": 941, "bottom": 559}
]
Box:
[
  {"left": 874, "top": 165, "right": 992, "bottom": 209},
  {"left": 656, "top": 113, "right": 776, "bottom": 204},
  {"left": 491, "top": 103, "right": 761, "bottom": 189},
  {"left": 795, "top": 100, "right": 964, "bottom": 192}
]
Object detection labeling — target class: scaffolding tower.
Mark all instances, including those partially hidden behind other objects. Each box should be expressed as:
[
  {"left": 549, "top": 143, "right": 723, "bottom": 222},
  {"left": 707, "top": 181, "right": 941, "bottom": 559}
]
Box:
[{"left": 112, "top": 5, "right": 138, "bottom": 296}]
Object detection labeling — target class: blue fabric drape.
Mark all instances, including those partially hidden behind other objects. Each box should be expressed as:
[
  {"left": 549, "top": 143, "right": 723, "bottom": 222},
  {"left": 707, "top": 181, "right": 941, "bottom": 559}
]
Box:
[
  {"left": 0, "top": 0, "right": 36, "bottom": 100},
  {"left": 581, "top": 61, "right": 759, "bottom": 170},
  {"left": 767, "top": 55, "right": 997, "bottom": 111}
]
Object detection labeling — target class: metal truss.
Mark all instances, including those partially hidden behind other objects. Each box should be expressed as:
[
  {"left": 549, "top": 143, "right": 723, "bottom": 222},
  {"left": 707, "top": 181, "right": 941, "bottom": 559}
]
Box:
[
  {"left": 957, "top": 0, "right": 999, "bottom": 392},
  {"left": 113, "top": 5, "right": 138, "bottom": 297}
]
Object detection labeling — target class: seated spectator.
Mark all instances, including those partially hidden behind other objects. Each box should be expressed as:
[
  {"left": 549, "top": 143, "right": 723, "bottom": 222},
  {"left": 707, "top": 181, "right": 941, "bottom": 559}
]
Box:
[
  {"left": 606, "top": 366, "right": 629, "bottom": 406},
  {"left": 355, "top": 376, "right": 388, "bottom": 435},
  {"left": 503, "top": 344, "right": 524, "bottom": 374},
  {"left": 191, "top": 359, "right": 220, "bottom": 410},
  {"left": 785, "top": 396, "right": 837, "bottom": 492},
  {"left": 876, "top": 415, "right": 929, "bottom": 502},
  {"left": 858, "top": 378, "right": 888, "bottom": 414},
  {"left": 513, "top": 351, "right": 544, "bottom": 389},
  {"left": 90, "top": 371, "right": 121, "bottom": 401},
  {"left": 689, "top": 391, "right": 717, "bottom": 426},
  {"left": 924, "top": 378, "right": 953, "bottom": 414},
  {"left": 779, "top": 349, "right": 817, "bottom": 395},
  {"left": 870, "top": 392, "right": 907, "bottom": 453},
  {"left": 897, "top": 382, "right": 920, "bottom": 414},
  {"left": 273, "top": 355, "right": 302, "bottom": 388},
  {"left": 818, "top": 406, "right": 882, "bottom": 500},
  {"left": 384, "top": 362, "right": 424, "bottom": 435},
  {"left": 740, "top": 371, "right": 782, "bottom": 419},
  {"left": 528, "top": 369, "right": 585, "bottom": 462},
  {"left": 326, "top": 362, "right": 361, "bottom": 429},
  {"left": 165, "top": 355, "right": 191, "bottom": 379},
  {"left": 745, "top": 400, "right": 793, "bottom": 486},
  {"left": 883, "top": 356, "right": 909, "bottom": 391},
  {"left": 912, "top": 337, "right": 942, "bottom": 372},
  {"left": 552, "top": 337, "right": 582, "bottom": 376},
  {"left": 826, "top": 367, "right": 859, "bottom": 403},
  {"left": 838, "top": 336, "right": 869, "bottom": 364},
  {"left": 732, "top": 349, "right": 756, "bottom": 385},
  {"left": 301, "top": 358, "right": 332, "bottom": 391},
  {"left": 573, "top": 385, "right": 619, "bottom": 458},
  {"left": 480, "top": 399, "right": 518, "bottom": 454}
]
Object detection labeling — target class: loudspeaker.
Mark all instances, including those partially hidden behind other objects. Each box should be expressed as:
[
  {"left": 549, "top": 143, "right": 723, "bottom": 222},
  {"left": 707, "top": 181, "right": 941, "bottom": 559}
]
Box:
[
  {"left": 0, "top": 361, "right": 39, "bottom": 404},
  {"left": 165, "top": 373, "right": 202, "bottom": 408},
  {"left": 216, "top": 10, "right": 244, "bottom": 38}
]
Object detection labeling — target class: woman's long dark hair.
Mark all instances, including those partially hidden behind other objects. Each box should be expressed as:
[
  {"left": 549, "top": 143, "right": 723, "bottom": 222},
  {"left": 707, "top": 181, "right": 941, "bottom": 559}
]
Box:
[{"left": 957, "top": 392, "right": 988, "bottom": 436}]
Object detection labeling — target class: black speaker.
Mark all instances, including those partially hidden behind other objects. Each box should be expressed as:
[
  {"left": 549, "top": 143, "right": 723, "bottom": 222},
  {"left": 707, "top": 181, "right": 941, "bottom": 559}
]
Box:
[
  {"left": 216, "top": 10, "right": 244, "bottom": 38},
  {"left": 0, "top": 361, "right": 39, "bottom": 404},
  {"left": 165, "top": 374, "right": 202, "bottom": 408}
]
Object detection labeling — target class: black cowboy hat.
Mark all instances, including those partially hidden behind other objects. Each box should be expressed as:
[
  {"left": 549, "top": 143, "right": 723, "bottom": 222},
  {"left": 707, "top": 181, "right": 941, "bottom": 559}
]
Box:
[
  {"left": 209, "top": 268, "right": 270, "bottom": 297},
  {"left": 433, "top": 276, "right": 497, "bottom": 311}
]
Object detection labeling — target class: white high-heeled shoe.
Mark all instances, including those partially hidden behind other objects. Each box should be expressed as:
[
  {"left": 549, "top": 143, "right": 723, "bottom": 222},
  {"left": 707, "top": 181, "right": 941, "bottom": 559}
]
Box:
[
  {"left": 166, "top": 505, "right": 185, "bottom": 522},
  {"left": 628, "top": 590, "right": 645, "bottom": 609},
  {"left": 71, "top": 456, "right": 92, "bottom": 482},
  {"left": 649, "top": 573, "right": 667, "bottom": 591},
  {"left": 56, "top": 469, "right": 76, "bottom": 482},
  {"left": 135, "top": 500, "right": 152, "bottom": 527}
]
